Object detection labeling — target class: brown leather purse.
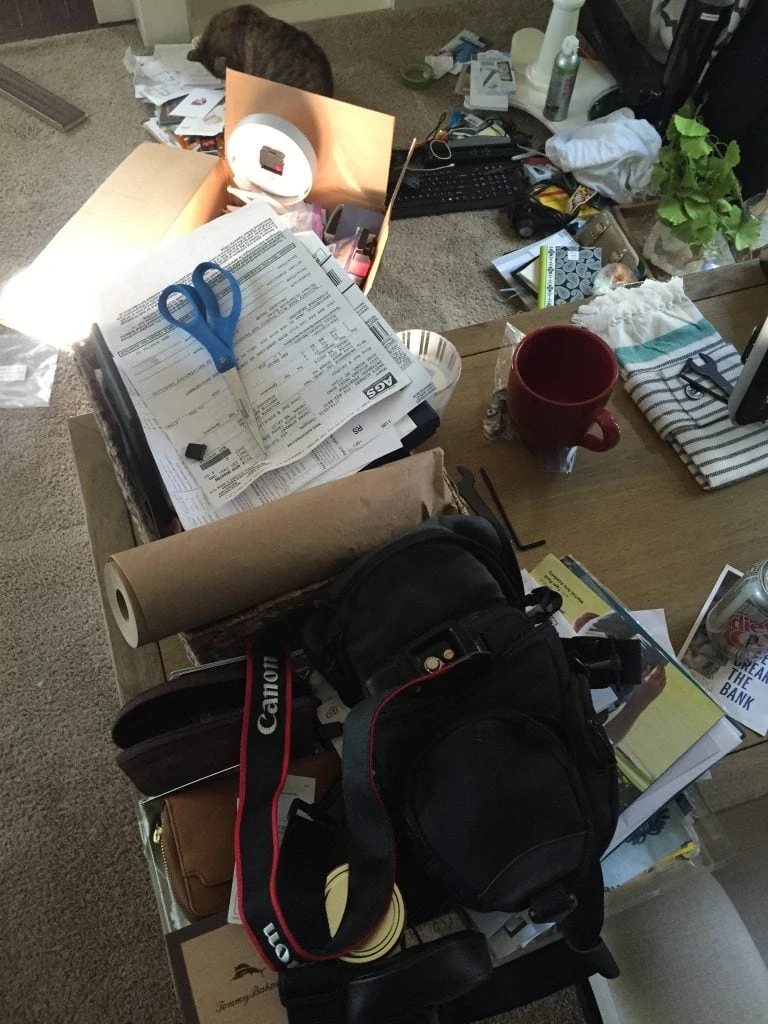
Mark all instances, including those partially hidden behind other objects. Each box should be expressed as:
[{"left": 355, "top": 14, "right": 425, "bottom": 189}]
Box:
[
  {"left": 155, "top": 773, "right": 238, "bottom": 920},
  {"left": 154, "top": 752, "right": 339, "bottom": 920}
]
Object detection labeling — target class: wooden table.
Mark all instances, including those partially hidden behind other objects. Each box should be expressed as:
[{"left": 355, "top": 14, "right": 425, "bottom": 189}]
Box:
[{"left": 70, "top": 262, "right": 768, "bottom": 812}]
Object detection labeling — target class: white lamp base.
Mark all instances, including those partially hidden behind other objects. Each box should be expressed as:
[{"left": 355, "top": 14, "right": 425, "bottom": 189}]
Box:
[{"left": 509, "top": 28, "right": 618, "bottom": 133}]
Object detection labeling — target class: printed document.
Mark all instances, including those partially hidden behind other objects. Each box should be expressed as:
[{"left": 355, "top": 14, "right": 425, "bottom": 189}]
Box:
[{"left": 98, "top": 202, "right": 434, "bottom": 525}]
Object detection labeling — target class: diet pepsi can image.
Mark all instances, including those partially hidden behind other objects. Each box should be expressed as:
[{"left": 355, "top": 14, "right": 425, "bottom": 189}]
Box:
[{"left": 706, "top": 560, "right": 768, "bottom": 660}]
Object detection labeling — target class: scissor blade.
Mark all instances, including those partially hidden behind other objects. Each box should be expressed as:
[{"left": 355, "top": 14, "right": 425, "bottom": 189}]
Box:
[{"left": 222, "top": 367, "right": 266, "bottom": 456}]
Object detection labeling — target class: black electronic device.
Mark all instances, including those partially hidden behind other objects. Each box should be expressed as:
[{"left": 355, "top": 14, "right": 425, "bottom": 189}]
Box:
[
  {"left": 729, "top": 318, "right": 768, "bottom": 426},
  {"left": 390, "top": 158, "right": 527, "bottom": 220}
]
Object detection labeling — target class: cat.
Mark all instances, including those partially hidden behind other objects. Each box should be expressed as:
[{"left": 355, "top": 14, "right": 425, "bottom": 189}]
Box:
[{"left": 188, "top": 5, "right": 334, "bottom": 97}]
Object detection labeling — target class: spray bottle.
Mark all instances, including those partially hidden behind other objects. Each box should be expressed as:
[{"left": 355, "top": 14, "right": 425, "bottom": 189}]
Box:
[{"left": 543, "top": 36, "right": 580, "bottom": 122}]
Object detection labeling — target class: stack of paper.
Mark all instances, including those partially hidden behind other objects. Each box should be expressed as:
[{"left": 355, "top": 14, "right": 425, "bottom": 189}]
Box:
[
  {"left": 96, "top": 201, "right": 436, "bottom": 530},
  {"left": 468, "top": 50, "right": 516, "bottom": 111},
  {"left": 529, "top": 555, "right": 743, "bottom": 854},
  {"left": 125, "top": 44, "right": 225, "bottom": 151}
]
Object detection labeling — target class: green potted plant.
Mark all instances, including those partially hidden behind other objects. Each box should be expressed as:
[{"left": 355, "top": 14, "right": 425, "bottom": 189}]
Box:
[{"left": 644, "top": 108, "right": 760, "bottom": 275}]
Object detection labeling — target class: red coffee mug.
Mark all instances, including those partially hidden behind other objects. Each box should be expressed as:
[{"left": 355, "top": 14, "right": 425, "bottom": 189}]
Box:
[{"left": 508, "top": 325, "right": 620, "bottom": 453}]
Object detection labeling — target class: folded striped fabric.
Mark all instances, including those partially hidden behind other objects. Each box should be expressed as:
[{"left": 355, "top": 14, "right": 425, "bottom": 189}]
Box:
[{"left": 573, "top": 277, "right": 768, "bottom": 489}]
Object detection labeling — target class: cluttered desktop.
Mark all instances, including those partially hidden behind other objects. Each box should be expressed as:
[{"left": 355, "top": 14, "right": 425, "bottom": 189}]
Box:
[{"left": 7, "top": 0, "right": 768, "bottom": 1021}]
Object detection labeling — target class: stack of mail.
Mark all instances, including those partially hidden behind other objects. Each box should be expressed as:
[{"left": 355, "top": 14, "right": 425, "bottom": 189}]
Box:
[
  {"left": 96, "top": 202, "right": 437, "bottom": 530},
  {"left": 468, "top": 50, "right": 516, "bottom": 111},
  {"left": 124, "top": 44, "right": 225, "bottom": 149}
]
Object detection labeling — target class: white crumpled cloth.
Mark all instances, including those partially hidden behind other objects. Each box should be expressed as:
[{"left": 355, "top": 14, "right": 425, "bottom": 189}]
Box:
[{"left": 545, "top": 108, "right": 662, "bottom": 204}]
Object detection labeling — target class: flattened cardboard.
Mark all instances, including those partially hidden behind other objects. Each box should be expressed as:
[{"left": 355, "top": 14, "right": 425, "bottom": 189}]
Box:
[
  {"left": 0, "top": 73, "right": 396, "bottom": 341},
  {"left": 166, "top": 915, "right": 286, "bottom": 1024},
  {"left": 224, "top": 69, "right": 394, "bottom": 212},
  {"left": 0, "top": 145, "right": 223, "bottom": 343}
]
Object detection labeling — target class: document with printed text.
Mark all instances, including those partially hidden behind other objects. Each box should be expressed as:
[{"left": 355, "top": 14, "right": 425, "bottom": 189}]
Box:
[{"left": 98, "top": 201, "right": 435, "bottom": 527}]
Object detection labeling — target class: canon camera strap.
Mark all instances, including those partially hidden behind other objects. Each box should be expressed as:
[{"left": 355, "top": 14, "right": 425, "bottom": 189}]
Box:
[{"left": 235, "top": 639, "right": 471, "bottom": 971}]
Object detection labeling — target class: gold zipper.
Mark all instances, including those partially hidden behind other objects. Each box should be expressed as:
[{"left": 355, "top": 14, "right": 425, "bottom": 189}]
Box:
[{"left": 152, "top": 819, "right": 182, "bottom": 906}]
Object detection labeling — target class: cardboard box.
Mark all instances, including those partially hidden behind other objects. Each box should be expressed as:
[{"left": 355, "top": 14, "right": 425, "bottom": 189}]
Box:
[{"left": 0, "top": 70, "right": 395, "bottom": 346}]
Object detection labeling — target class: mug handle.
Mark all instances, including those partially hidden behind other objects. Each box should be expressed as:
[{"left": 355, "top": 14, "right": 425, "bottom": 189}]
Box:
[{"left": 579, "top": 408, "right": 620, "bottom": 452}]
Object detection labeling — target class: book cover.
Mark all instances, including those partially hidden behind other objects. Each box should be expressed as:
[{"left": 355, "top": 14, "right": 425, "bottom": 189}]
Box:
[
  {"left": 538, "top": 244, "right": 602, "bottom": 308},
  {"left": 678, "top": 565, "right": 768, "bottom": 736},
  {"left": 165, "top": 914, "right": 285, "bottom": 1024},
  {"left": 530, "top": 554, "right": 724, "bottom": 795}
]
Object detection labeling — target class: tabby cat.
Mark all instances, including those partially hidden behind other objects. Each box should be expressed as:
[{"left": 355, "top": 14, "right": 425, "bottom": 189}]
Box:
[{"left": 188, "top": 5, "right": 334, "bottom": 97}]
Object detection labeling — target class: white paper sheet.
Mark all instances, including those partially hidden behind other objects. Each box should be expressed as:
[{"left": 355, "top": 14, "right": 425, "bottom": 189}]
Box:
[
  {"left": 633, "top": 609, "right": 674, "bottom": 658},
  {"left": 132, "top": 57, "right": 189, "bottom": 105},
  {"left": 153, "top": 44, "right": 223, "bottom": 88},
  {"left": 606, "top": 716, "right": 742, "bottom": 853},
  {"left": 98, "top": 202, "right": 411, "bottom": 510},
  {"left": 98, "top": 204, "right": 431, "bottom": 527},
  {"left": 174, "top": 109, "right": 226, "bottom": 137},
  {"left": 301, "top": 232, "right": 436, "bottom": 418},
  {"left": 171, "top": 88, "right": 225, "bottom": 119}
]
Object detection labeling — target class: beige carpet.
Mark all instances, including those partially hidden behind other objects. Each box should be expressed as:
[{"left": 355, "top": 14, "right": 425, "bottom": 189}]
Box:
[{"left": 0, "top": 5, "right": 622, "bottom": 1021}]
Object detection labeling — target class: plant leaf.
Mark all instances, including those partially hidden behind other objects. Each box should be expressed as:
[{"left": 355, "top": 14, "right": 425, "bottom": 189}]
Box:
[
  {"left": 680, "top": 135, "right": 712, "bottom": 159},
  {"left": 672, "top": 113, "right": 709, "bottom": 137},
  {"left": 658, "top": 200, "right": 688, "bottom": 226},
  {"left": 733, "top": 216, "right": 761, "bottom": 252},
  {"left": 722, "top": 139, "right": 741, "bottom": 170},
  {"left": 683, "top": 197, "right": 710, "bottom": 221}
]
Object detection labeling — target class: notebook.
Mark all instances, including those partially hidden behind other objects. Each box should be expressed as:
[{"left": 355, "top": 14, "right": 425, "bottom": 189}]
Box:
[{"left": 538, "top": 244, "right": 601, "bottom": 307}]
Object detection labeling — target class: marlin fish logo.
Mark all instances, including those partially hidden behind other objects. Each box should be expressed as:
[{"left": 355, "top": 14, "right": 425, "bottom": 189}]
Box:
[{"left": 232, "top": 962, "right": 264, "bottom": 980}]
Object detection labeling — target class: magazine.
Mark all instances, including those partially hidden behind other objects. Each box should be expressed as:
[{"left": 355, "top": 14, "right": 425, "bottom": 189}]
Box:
[
  {"left": 531, "top": 554, "right": 742, "bottom": 852},
  {"left": 531, "top": 554, "right": 725, "bottom": 792},
  {"left": 678, "top": 565, "right": 768, "bottom": 736}
]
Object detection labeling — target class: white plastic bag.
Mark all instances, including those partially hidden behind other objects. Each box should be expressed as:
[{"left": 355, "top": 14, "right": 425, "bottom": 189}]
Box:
[
  {"left": 545, "top": 109, "right": 661, "bottom": 204},
  {"left": 0, "top": 333, "right": 58, "bottom": 407}
]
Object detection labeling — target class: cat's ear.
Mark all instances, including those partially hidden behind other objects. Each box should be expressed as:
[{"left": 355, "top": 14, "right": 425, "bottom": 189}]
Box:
[{"left": 213, "top": 55, "right": 227, "bottom": 74}]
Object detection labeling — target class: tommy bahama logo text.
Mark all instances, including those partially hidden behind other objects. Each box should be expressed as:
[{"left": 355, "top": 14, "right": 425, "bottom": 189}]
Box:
[{"left": 216, "top": 980, "right": 277, "bottom": 1012}]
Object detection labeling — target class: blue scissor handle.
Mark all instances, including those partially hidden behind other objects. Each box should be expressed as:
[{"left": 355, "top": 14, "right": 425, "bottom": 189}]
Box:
[
  {"left": 192, "top": 261, "right": 242, "bottom": 346},
  {"left": 157, "top": 261, "right": 242, "bottom": 373}
]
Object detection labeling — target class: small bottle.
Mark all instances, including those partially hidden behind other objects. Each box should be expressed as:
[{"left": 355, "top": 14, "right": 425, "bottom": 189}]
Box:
[{"left": 543, "top": 35, "right": 581, "bottom": 122}]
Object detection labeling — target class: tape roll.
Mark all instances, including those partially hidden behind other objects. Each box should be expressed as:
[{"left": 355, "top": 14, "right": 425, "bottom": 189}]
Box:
[
  {"left": 325, "top": 864, "right": 405, "bottom": 963},
  {"left": 103, "top": 450, "right": 455, "bottom": 648},
  {"left": 400, "top": 61, "right": 435, "bottom": 90},
  {"left": 227, "top": 114, "right": 317, "bottom": 203}
]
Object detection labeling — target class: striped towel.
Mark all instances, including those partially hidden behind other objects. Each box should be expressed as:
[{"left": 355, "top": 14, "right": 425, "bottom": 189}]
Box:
[{"left": 573, "top": 277, "right": 768, "bottom": 489}]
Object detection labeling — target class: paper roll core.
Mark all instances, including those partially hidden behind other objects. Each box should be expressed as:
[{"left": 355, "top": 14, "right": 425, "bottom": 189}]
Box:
[{"left": 104, "top": 560, "right": 145, "bottom": 649}]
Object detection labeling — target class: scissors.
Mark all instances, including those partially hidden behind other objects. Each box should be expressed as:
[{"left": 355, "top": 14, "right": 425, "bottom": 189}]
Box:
[{"left": 158, "top": 261, "right": 265, "bottom": 455}]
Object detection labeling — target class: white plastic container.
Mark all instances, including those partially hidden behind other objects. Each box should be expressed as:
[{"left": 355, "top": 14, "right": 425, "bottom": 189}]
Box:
[{"left": 396, "top": 329, "right": 462, "bottom": 416}]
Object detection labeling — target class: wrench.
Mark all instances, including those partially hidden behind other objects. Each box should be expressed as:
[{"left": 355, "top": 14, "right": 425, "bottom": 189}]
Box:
[{"left": 455, "top": 466, "right": 545, "bottom": 552}]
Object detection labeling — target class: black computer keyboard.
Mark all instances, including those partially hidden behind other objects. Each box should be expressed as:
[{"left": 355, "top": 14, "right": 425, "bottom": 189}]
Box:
[{"left": 391, "top": 159, "right": 525, "bottom": 219}]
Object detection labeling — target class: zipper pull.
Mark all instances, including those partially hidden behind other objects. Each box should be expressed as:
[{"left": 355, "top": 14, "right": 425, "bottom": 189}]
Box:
[{"left": 152, "top": 823, "right": 163, "bottom": 845}]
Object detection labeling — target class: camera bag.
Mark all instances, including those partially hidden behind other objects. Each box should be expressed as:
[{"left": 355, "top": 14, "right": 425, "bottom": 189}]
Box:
[{"left": 235, "top": 516, "right": 636, "bottom": 1018}]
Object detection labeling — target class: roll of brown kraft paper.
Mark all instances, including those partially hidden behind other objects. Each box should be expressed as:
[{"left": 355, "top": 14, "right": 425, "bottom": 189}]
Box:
[{"left": 104, "top": 448, "right": 456, "bottom": 647}]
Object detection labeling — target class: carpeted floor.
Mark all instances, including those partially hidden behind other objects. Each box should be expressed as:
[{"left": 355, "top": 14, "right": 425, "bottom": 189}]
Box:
[{"left": 0, "top": 4, "right": 641, "bottom": 1021}]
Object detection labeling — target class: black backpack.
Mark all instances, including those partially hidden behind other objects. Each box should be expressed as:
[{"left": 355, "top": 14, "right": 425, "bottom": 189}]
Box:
[{"left": 236, "top": 516, "right": 634, "bottom": 1011}]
